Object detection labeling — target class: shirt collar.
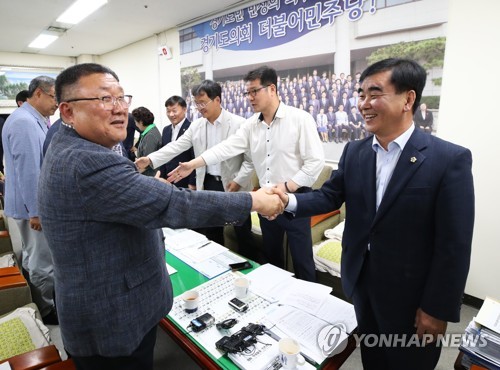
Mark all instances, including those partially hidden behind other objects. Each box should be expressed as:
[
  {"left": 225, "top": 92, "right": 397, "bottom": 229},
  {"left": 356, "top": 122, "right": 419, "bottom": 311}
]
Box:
[
  {"left": 22, "top": 101, "right": 48, "bottom": 124},
  {"left": 372, "top": 124, "right": 415, "bottom": 153},
  {"left": 172, "top": 117, "right": 186, "bottom": 128},
  {"left": 211, "top": 109, "right": 224, "bottom": 126},
  {"left": 257, "top": 102, "right": 284, "bottom": 123}
]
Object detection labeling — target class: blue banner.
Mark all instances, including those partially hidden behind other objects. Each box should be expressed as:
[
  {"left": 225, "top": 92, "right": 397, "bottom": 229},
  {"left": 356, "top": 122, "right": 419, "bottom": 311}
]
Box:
[{"left": 192, "top": 0, "right": 377, "bottom": 53}]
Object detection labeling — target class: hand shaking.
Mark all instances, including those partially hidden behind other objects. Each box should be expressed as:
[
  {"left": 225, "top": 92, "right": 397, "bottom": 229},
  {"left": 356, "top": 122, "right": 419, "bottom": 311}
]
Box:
[{"left": 250, "top": 187, "right": 285, "bottom": 220}]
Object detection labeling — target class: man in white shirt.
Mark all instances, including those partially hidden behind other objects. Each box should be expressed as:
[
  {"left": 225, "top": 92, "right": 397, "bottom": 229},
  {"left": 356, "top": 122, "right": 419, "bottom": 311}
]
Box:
[
  {"left": 135, "top": 80, "right": 255, "bottom": 253},
  {"left": 168, "top": 66, "right": 324, "bottom": 282}
]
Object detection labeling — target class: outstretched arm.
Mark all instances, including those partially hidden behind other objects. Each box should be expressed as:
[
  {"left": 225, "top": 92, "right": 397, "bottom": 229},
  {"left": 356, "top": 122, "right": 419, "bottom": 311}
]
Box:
[{"left": 167, "top": 157, "right": 206, "bottom": 183}]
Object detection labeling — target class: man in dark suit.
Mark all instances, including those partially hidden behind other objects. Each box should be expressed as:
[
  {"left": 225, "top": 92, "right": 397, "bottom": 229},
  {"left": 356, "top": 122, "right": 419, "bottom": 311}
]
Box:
[
  {"left": 39, "top": 63, "right": 283, "bottom": 370},
  {"left": 276, "top": 58, "right": 474, "bottom": 369},
  {"left": 160, "top": 95, "right": 195, "bottom": 188}
]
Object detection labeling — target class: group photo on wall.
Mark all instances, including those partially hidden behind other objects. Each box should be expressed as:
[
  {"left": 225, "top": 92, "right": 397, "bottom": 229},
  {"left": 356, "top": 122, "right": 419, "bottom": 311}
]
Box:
[{"left": 178, "top": 0, "right": 446, "bottom": 161}]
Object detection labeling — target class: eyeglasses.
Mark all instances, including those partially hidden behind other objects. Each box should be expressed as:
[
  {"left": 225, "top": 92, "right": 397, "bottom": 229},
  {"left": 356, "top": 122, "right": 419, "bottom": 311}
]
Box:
[
  {"left": 41, "top": 90, "right": 56, "bottom": 100},
  {"left": 243, "top": 85, "right": 270, "bottom": 98},
  {"left": 64, "top": 95, "right": 133, "bottom": 110},
  {"left": 194, "top": 99, "right": 213, "bottom": 110}
]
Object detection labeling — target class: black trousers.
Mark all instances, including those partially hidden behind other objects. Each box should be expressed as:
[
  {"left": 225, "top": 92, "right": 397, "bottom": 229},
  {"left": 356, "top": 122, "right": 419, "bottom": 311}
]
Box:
[
  {"left": 70, "top": 325, "right": 157, "bottom": 370},
  {"left": 195, "top": 174, "right": 226, "bottom": 245},
  {"left": 258, "top": 213, "right": 315, "bottom": 282},
  {"left": 197, "top": 174, "right": 254, "bottom": 252},
  {"left": 352, "top": 253, "right": 442, "bottom": 370}
]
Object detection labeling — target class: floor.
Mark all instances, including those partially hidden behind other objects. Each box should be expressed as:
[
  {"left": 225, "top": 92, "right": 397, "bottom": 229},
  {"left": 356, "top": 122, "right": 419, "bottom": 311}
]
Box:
[{"left": 47, "top": 302, "right": 477, "bottom": 369}]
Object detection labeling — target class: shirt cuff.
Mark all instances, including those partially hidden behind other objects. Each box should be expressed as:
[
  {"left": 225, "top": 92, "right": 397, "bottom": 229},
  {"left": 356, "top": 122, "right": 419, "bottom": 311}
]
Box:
[{"left": 285, "top": 193, "right": 298, "bottom": 215}]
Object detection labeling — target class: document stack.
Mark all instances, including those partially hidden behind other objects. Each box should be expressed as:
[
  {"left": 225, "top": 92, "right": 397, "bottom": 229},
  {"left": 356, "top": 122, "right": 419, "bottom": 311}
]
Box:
[{"left": 459, "top": 297, "right": 500, "bottom": 369}]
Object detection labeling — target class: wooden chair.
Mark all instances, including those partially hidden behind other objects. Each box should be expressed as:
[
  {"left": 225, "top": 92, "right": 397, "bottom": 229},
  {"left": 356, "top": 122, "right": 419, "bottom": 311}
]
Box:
[
  {"left": 0, "top": 345, "right": 61, "bottom": 370},
  {"left": 0, "top": 265, "right": 32, "bottom": 315}
]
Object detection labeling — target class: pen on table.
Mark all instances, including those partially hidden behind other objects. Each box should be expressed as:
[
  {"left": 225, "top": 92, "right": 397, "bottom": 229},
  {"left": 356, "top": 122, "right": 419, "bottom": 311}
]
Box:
[
  {"left": 264, "top": 328, "right": 317, "bottom": 366},
  {"left": 197, "top": 241, "right": 211, "bottom": 249}
]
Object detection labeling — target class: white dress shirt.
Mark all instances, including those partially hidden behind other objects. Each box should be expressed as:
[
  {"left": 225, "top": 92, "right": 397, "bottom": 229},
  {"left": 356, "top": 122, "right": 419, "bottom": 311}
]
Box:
[
  {"left": 206, "top": 114, "right": 222, "bottom": 177},
  {"left": 202, "top": 103, "right": 324, "bottom": 188},
  {"left": 286, "top": 124, "right": 415, "bottom": 215},
  {"left": 170, "top": 117, "right": 186, "bottom": 141},
  {"left": 148, "top": 109, "right": 252, "bottom": 191},
  {"left": 373, "top": 124, "right": 414, "bottom": 210}
]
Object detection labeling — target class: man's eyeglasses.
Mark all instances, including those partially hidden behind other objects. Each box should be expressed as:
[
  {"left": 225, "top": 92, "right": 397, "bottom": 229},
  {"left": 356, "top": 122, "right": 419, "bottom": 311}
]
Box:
[
  {"left": 194, "top": 99, "right": 213, "bottom": 110},
  {"left": 243, "top": 85, "right": 270, "bottom": 98},
  {"left": 64, "top": 95, "right": 133, "bottom": 110},
  {"left": 41, "top": 90, "right": 56, "bottom": 100}
]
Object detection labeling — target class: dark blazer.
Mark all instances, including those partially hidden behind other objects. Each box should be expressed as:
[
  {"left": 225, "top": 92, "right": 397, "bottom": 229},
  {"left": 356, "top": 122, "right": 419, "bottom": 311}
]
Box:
[
  {"left": 43, "top": 119, "right": 62, "bottom": 155},
  {"left": 159, "top": 119, "right": 195, "bottom": 187},
  {"left": 294, "top": 129, "right": 474, "bottom": 323},
  {"left": 38, "top": 125, "right": 252, "bottom": 357}
]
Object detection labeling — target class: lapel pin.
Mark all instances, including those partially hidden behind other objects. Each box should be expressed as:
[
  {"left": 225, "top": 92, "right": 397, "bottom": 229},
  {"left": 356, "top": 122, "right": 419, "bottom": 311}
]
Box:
[{"left": 410, "top": 157, "right": 417, "bottom": 163}]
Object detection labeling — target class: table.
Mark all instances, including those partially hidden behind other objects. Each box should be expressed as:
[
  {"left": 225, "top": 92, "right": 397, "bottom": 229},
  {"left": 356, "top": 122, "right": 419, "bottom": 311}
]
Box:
[{"left": 160, "top": 251, "right": 357, "bottom": 369}]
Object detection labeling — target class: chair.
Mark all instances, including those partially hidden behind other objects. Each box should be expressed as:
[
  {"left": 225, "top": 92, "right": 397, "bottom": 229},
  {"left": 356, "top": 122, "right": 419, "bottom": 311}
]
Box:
[
  {"left": 224, "top": 165, "right": 344, "bottom": 273},
  {"left": 0, "top": 344, "right": 76, "bottom": 370},
  {"left": 0, "top": 265, "right": 32, "bottom": 316},
  {"left": 0, "top": 345, "right": 60, "bottom": 370}
]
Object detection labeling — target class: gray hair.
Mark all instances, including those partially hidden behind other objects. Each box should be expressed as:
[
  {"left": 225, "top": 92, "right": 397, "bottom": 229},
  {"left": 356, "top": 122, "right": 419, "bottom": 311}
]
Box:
[{"left": 28, "top": 76, "right": 55, "bottom": 98}]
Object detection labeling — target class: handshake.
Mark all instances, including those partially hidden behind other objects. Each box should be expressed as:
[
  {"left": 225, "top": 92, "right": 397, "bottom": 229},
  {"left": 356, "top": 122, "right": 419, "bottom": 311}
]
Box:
[
  {"left": 250, "top": 186, "right": 289, "bottom": 220},
  {"left": 137, "top": 156, "right": 290, "bottom": 220}
]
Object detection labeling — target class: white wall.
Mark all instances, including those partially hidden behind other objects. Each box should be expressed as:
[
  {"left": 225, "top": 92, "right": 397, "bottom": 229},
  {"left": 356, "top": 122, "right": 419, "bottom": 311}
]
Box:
[
  {"left": 438, "top": 0, "right": 500, "bottom": 300},
  {"left": 99, "top": 29, "right": 182, "bottom": 131},
  {"left": 0, "top": 51, "right": 75, "bottom": 69}
]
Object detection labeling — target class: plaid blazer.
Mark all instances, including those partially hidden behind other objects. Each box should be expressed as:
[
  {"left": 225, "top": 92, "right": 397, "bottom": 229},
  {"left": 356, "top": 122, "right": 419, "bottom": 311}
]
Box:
[{"left": 39, "top": 126, "right": 252, "bottom": 356}]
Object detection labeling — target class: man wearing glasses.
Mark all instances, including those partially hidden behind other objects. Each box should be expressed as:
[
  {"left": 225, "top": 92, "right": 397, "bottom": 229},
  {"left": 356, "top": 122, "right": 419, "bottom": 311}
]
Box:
[
  {"left": 2, "top": 76, "right": 59, "bottom": 324},
  {"left": 39, "top": 64, "right": 282, "bottom": 370},
  {"left": 135, "top": 80, "right": 256, "bottom": 256},
  {"left": 168, "top": 66, "right": 325, "bottom": 282}
]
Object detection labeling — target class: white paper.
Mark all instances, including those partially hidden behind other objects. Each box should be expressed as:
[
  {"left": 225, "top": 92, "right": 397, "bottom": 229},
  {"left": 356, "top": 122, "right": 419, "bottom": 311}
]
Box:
[
  {"left": 164, "top": 228, "right": 208, "bottom": 250},
  {"left": 180, "top": 241, "right": 227, "bottom": 263},
  {"left": 315, "top": 295, "right": 357, "bottom": 334},
  {"left": 165, "top": 262, "right": 177, "bottom": 275},
  {"left": 475, "top": 296, "right": 500, "bottom": 334},
  {"left": 280, "top": 279, "right": 332, "bottom": 316},
  {"left": 246, "top": 264, "right": 294, "bottom": 302},
  {"left": 265, "top": 305, "right": 327, "bottom": 364}
]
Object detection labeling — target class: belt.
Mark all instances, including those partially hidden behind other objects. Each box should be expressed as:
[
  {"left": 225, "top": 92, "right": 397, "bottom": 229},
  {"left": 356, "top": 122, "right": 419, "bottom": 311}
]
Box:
[{"left": 205, "top": 173, "right": 222, "bottom": 182}]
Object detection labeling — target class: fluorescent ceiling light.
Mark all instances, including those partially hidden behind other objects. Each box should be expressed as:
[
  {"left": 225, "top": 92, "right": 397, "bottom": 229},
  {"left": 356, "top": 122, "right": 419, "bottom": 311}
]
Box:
[
  {"left": 28, "top": 34, "right": 59, "bottom": 49},
  {"left": 56, "top": 0, "right": 108, "bottom": 25}
]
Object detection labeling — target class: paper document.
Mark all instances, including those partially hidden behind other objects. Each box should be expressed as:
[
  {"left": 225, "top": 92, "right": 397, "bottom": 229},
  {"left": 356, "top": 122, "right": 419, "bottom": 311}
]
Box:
[
  {"left": 246, "top": 264, "right": 294, "bottom": 302},
  {"left": 476, "top": 296, "right": 500, "bottom": 334},
  {"left": 316, "top": 294, "right": 357, "bottom": 334},
  {"left": 164, "top": 228, "right": 208, "bottom": 250},
  {"left": 264, "top": 304, "right": 350, "bottom": 364},
  {"left": 193, "top": 251, "right": 247, "bottom": 278},
  {"left": 280, "top": 279, "right": 332, "bottom": 316},
  {"left": 165, "top": 262, "right": 177, "bottom": 275},
  {"left": 180, "top": 241, "right": 227, "bottom": 263}
]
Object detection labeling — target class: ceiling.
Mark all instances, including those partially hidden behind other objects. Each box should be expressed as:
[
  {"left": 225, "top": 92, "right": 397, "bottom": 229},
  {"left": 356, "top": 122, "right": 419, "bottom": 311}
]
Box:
[{"left": 0, "top": 0, "right": 255, "bottom": 58}]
